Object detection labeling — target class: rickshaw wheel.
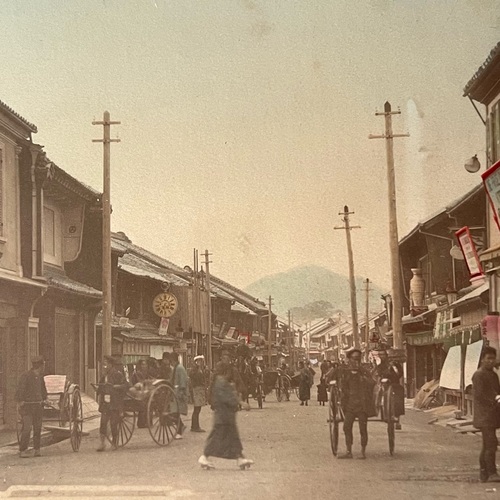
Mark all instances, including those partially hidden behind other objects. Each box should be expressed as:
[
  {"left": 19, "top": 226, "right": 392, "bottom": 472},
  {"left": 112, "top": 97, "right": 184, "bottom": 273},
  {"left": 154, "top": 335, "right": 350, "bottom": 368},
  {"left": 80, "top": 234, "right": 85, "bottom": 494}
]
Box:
[
  {"left": 69, "top": 388, "right": 83, "bottom": 452},
  {"left": 257, "top": 383, "right": 263, "bottom": 409},
  {"left": 59, "top": 391, "right": 70, "bottom": 428},
  {"left": 384, "top": 387, "right": 395, "bottom": 456},
  {"left": 275, "top": 381, "right": 282, "bottom": 402},
  {"left": 328, "top": 386, "right": 339, "bottom": 456},
  {"left": 106, "top": 410, "right": 136, "bottom": 448},
  {"left": 147, "top": 383, "right": 179, "bottom": 446}
]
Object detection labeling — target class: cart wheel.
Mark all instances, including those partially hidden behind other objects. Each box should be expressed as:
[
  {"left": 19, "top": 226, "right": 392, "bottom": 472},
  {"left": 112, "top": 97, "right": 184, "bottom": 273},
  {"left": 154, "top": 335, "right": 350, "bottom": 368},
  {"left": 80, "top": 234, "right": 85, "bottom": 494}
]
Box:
[
  {"left": 257, "top": 384, "right": 263, "bottom": 409},
  {"left": 69, "top": 388, "right": 83, "bottom": 452},
  {"left": 106, "top": 410, "right": 136, "bottom": 448},
  {"left": 59, "top": 392, "right": 70, "bottom": 428},
  {"left": 275, "top": 382, "right": 282, "bottom": 402},
  {"left": 328, "top": 386, "right": 340, "bottom": 456},
  {"left": 147, "top": 383, "right": 179, "bottom": 446},
  {"left": 385, "top": 387, "right": 395, "bottom": 456}
]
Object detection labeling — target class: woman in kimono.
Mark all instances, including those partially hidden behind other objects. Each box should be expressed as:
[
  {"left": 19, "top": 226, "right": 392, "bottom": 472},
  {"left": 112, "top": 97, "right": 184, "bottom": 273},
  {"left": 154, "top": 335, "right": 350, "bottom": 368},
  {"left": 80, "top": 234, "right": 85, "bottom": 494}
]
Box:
[
  {"left": 198, "top": 362, "right": 253, "bottom": 470},
  {"left": 298, "top": 361, "right": 312, "bottom": 406},
  {"left": 170, "top": 352, "right": 188, "bottom": 440}
]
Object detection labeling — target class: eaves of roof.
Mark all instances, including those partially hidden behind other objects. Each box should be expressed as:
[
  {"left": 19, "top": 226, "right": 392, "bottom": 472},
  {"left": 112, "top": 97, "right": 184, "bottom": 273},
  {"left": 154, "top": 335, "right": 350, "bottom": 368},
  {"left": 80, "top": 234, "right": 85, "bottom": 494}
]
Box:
[
  {"left": 50, "top": 164, "right": 100, "bottom": 202},
  {"left": 464, "top": 42, "right": 500, "bottom": 104},
  {"left": 399, "top": 184, "right": 483, "bottom": 246},
  {"left": 44, "top": 269, "right": 102, "bottom": 299},
  {"left": 0, "top": 99, "right": 37, "bottom": 133},
  {"left": 209, "top": 275, "right": 268, "bottom": 312}
]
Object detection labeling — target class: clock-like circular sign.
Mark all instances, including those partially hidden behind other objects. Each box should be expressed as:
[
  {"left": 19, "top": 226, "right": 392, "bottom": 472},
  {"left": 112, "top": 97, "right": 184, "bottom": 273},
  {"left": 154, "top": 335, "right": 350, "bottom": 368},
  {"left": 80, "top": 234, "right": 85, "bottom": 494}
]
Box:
[{"left": 152, "top": 292, "right": 178, "bottom": 318}]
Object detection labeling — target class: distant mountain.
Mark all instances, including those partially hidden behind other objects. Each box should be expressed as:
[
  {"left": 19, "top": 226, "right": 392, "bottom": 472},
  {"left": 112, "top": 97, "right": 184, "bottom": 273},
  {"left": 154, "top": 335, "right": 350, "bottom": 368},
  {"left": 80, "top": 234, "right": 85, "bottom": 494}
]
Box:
[{"left": 244, "top": 265, "right": 386, "bottom": 323}]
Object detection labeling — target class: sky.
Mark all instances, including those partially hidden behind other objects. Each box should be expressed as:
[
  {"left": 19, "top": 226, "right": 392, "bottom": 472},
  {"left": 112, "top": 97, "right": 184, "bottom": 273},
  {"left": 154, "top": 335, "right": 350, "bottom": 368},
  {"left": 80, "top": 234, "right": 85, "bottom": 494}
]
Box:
[{"left": 1, "top": 0, "right": 499, "bottom": 291}]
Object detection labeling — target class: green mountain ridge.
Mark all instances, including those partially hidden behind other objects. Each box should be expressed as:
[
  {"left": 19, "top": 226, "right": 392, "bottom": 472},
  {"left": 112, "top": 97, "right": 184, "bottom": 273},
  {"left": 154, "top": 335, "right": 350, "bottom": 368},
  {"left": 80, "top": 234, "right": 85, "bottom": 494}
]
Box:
[{"left": 244, "top": 265, "right": 386, "bottom": 321}]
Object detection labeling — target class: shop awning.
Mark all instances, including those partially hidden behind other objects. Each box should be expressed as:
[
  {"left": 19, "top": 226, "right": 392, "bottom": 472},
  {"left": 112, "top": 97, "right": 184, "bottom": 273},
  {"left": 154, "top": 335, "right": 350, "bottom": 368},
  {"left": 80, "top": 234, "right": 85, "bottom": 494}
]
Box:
[
  {"left": 451, "top": 282, "right": 488, "bottom": 308},
  {"left": 405, "top": 330, "right": 439, "bottom": 346},
  {"left": 439, "top": 345, "right": 461, "bottom": 390}
]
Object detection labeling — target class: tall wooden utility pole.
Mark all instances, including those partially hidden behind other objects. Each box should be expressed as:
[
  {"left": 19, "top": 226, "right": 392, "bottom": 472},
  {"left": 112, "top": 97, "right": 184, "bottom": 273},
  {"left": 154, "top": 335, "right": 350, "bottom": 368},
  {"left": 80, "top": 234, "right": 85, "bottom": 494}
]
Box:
[
  {"left": 267, "top": 296, "right": 273, "bottom": 367},
  {"left": 335, "top": 206, "right": 360, "bottom": 349},
  {"left": 204, "top": 250, "right": 213, "bottom": 369},
  {"left": 364, "top": 278, "right": 371, "bottom": 361},
  {"left": 93, "top": 111, "right": 120, "bottom": 359},
  {"left": 369, "top": 102, "right": 409, "bottom": 350}
]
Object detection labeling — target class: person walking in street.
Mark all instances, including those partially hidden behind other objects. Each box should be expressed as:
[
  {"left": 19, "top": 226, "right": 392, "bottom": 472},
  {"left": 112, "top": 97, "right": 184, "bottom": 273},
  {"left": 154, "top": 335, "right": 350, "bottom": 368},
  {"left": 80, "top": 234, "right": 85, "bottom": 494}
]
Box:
[
  {"left": 189, "top": 355, "right": 207, "bottom": 433},
  {"left": 338, "top": 348, "right": 375, "bottom": 460},
  {"left": 317, "top": 359, "right": 329, "bottom": 406},
  {"left": 159, "top": 352, "right": 172, "bottom": 380},
  {"left": 298, "top": 361, "right": 312, "bottom": 406},
  {"left": 170, "top": 352, "right": 188, "bottom": 440},
  {"left": 472, "top": 346, "right": 500, "bottom": 483},
  {"left": 198, "top": 361, "right": 253, "bottom": 470},
  {"left": 16, "top": 356, "right": 48, "bottom": 458},
  {"left": 95, "top": 356, "right": 129, "bottom": 452}
]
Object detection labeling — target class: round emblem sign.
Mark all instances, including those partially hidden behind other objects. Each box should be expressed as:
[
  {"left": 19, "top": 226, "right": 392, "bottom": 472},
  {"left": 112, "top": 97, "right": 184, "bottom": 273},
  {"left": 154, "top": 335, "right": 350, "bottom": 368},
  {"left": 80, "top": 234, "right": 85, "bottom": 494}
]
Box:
[{"left": 152, "top": 292, "right": 178, "bottom": 318}]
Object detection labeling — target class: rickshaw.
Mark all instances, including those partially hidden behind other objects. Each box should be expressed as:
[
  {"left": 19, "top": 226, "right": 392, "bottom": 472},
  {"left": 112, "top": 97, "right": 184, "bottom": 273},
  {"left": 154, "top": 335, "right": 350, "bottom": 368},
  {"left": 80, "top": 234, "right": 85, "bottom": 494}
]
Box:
[
  {"left": 327, "top": 366, "right": 397, "bottom": 457},
  {"left": 17, "top": 374, "right": 84, "bottom": 452},
  {"left": 92, "top": 378, "right": 180, "bottom": 447}
]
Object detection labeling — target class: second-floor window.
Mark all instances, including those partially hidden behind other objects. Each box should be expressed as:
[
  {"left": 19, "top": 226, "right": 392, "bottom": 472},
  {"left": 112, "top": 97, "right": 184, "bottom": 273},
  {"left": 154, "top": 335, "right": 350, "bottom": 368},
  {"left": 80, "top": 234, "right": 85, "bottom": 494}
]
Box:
[{"left": 43, "top": 202, "right": 62, "bottom": 266}]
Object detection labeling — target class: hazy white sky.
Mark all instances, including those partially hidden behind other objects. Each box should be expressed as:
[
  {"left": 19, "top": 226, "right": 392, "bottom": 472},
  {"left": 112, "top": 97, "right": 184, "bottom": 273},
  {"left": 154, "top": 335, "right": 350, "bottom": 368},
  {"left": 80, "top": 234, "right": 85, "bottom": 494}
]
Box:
[{"left": 2, "top": 0, "right": 499, "bottom": 290}]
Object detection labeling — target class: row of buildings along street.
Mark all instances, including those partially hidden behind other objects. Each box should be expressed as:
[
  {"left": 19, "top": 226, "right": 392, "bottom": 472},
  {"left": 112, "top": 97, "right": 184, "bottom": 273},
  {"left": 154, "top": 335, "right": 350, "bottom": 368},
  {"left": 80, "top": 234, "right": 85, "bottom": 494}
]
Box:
[{"left": 0, "top": 37, "right": 500, "bottom": 460}]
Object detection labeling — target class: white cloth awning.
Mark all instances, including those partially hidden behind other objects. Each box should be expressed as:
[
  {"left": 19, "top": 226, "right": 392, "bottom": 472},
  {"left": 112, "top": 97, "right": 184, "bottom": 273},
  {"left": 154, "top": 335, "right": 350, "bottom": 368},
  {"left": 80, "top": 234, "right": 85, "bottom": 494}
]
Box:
[
  {"left": 439, "top": 345, "right": 461, "bottom": 390},
  {"left": 464, "top": 341, "right": 483, "bottom": 387}
]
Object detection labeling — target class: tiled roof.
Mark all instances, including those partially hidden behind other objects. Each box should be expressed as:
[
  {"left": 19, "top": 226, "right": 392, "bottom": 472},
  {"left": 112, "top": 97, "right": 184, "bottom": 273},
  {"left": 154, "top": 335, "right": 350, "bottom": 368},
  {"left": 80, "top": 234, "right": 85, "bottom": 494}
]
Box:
[
  {"left": 231, "top": 301, "right": 257, "bottom": 315},
  {"left": 44, "top": 269, "right": 102, "bottom": 298},
  {"left": 118, "top": 252, "right": 189, "bottom": 287},
  {"left": 0, "top": 99, "right": 37, "bottom": 133},
  {"left": 399, "top": 184, "right": 483, "bottom": 246},
  {"left": 464, "top": 41, "right": 500, "bottom": 97},
  {"left": 209, "top": 275, "right": 268, "bottom": 312}
]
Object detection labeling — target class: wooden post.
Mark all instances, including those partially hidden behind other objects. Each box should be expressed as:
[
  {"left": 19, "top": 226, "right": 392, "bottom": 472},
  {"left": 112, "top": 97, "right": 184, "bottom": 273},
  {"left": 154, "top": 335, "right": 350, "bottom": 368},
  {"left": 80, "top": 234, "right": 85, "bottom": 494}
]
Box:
[
  {"left": 369, "top": 102, "right": 408, "bottom": 350},
  {"left": 335, "top": 207, "right": 360, "bottom": 348},
  {"left": 204, "top": 250, "right": 213, "bottom": 370},
  {"left": 364, "top": 278, "right": 371, "bottom": 361},
  {"left": 93, "top": 112, "right": 120, "bottom": 359},
  {"left": 267, "top": 296, "right": 273, "bottom": 368}
]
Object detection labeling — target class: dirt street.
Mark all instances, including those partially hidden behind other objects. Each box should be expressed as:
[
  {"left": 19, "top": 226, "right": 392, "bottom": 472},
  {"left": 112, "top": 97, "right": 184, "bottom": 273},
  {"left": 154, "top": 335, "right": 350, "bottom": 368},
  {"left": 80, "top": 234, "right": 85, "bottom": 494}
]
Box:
[{"left": 0, "top": 395, "right": 494, "bottom": 499}]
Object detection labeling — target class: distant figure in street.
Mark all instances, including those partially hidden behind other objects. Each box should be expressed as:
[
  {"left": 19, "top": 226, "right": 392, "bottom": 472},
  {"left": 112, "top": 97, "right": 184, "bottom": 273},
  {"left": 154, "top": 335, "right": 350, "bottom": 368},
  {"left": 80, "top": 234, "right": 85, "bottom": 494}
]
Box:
[
  {"left": 317, "top": 359, "right": 329, "bottom": 406},
  {"left": 198, "top": 362, "right": 253, "bottom": 470},
  {"left": 16, "top": 356, "right": 48, "bottom": 458},
  {"left": 169, "top": 352, "right": 188, "bottom": 439},
  {"left": 338, "top": 349, "right": 376, "bottom": 459},
  {"left": 158, "top": 352, "right": 172, "bottom": 381},
  {"left": 130, "top": 359, "right": 148, "bottom": 428},
  {"left": 146, "top": 357, "right": 159, "bottom": 379},
  {"left": 472, "top": 346, "right": 500, "bottom": 483},
  {"left": 96, "top": 356, "right": 129, "bottom": 452},
  {"left": 189, "top": 355, "right": 208, "bottom": 433},
  {"left": 298, "top": 361, "right": 312, "bottom": 406}
]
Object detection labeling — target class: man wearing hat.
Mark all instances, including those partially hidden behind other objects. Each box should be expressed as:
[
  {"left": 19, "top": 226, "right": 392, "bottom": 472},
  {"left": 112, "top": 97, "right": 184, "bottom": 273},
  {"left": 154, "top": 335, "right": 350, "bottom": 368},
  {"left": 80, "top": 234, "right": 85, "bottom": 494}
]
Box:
[
  {"left": 16, "top": 356, "right": 48, "bottom": 458},
  {"left": 189, "top": 355, "right": 208, "bottom": 432},
  {"left": 95, "top": 356, "right": 129, "bottom": 452},
  {"left": 338, "top": 348, "right": 375, "bottom": 459}
]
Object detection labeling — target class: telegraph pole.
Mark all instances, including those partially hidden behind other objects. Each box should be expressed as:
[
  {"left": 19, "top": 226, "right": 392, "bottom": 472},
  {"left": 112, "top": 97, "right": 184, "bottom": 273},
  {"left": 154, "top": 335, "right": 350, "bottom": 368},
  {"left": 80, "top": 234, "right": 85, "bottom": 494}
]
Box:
[
  {"left": 93, "top": 112, "right": 120, "bottom": 359},
  {"left": 364, "top": 278, "right": 371, "bottom": 361},
  {"left": 267, "top": 296, "right": 273, "bottom": 368},
  {"left": 334, "top": 206, "right": 361, "bottom": 349},
  {"left": 204, "top": 250, "right": 213, "bottom": 369},
  {"left": 369, "top": 102, "right": 409, "bottom": 350}
]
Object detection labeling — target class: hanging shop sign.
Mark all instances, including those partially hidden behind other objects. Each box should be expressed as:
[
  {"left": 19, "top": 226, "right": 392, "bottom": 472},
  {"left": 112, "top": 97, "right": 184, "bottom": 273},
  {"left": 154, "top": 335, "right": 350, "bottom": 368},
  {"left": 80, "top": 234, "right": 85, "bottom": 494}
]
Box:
[
  {"left": 482, "top": 159, "right": 500, "bottom": 232},
  {"left": 158, "top": 317, "right": 170, "bottom": 336},
  {"left": 152, "top": 292, "right": 178, "bottom": 318},
  {"left": 455, "top": 226, "right": 483, "bottom": 278}
]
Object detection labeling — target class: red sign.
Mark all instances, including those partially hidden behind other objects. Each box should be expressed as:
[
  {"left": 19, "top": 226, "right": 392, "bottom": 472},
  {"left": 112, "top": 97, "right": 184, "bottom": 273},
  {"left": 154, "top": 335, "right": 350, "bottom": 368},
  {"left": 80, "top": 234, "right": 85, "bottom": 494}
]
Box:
[
  {"left": 482, "top": 159, "right": 500, "bottom": 232},
  {"left": 455, "top": 226, "right": 483, "bottom": 278}
]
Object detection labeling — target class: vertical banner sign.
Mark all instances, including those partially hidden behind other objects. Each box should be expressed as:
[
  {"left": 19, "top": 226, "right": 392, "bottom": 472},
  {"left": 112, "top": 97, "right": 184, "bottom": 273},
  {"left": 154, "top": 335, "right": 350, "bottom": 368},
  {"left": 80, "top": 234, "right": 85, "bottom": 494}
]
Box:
[
  {"left": 158, "top": 317, "right": 170, "bottom": 336},
  {"left": 455, "top": 226, "right": 483, "bottom": 278},
  {"left": 482, "top": 159, "right": 500, "bottom": 232}
]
